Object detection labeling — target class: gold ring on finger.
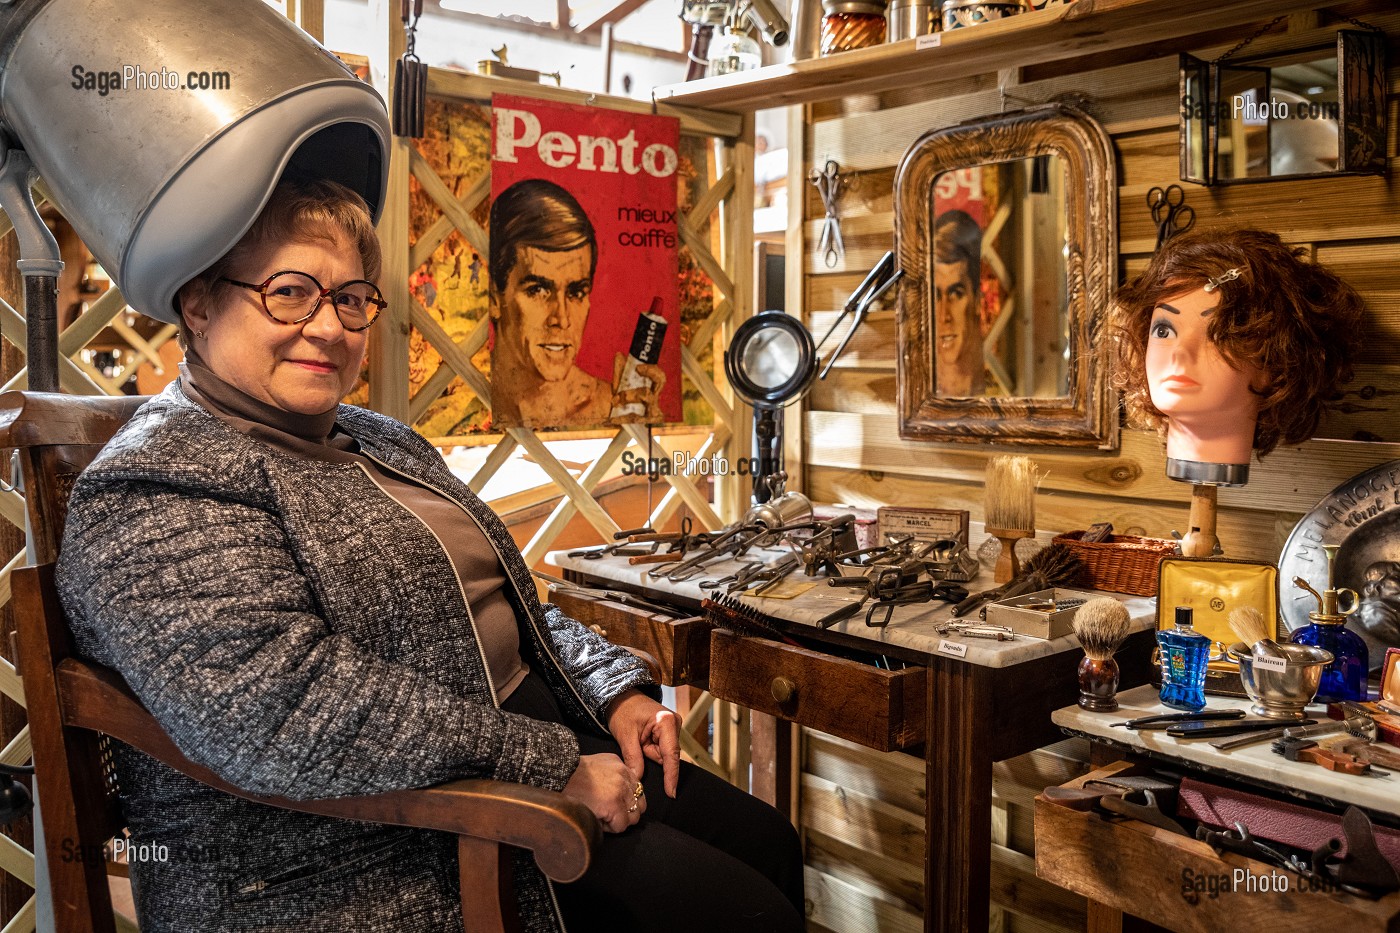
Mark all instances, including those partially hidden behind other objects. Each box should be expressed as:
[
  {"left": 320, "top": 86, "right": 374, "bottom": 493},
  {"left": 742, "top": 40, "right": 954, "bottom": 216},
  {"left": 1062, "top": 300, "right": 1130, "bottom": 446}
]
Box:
[{"left": 633, "top": 782, "right": 645, "bottom": 799}]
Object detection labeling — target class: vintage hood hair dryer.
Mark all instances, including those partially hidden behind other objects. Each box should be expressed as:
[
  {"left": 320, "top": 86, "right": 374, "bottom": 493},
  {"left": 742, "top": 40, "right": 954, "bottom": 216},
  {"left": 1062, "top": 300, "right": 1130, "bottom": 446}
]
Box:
[{"left": 0, "top": 0, "right": 390, "bottom": 386}]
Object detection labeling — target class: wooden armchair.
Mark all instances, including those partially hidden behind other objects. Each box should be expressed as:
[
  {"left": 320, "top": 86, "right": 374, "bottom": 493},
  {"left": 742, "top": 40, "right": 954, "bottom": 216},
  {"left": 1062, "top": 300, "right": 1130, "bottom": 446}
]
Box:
[{"left": 2, "top": 391, "right": 599, "bottom": 933}]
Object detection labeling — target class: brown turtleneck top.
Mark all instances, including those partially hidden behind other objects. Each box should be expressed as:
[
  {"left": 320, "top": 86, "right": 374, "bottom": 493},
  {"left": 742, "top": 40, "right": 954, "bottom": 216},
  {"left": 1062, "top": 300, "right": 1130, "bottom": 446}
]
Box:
[{"left": 179, "top": 356, "right": 530, "bottom": 701}]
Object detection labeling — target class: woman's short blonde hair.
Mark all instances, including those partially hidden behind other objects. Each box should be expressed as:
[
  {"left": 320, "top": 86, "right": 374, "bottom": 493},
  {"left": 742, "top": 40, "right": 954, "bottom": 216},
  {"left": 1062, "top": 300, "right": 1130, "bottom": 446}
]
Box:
[
  {"left": 1103, "top": 227, "right": 1363, "bottom": 458},
  {"left": 176, "top": 177, "right": 381, "bottom": 345}
]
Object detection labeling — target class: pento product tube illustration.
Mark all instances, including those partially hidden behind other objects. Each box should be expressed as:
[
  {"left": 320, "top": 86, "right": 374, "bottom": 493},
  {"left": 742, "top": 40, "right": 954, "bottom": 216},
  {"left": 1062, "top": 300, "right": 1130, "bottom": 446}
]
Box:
[{"left": 611, "top": 296, "right": 667, "bottom": 421}]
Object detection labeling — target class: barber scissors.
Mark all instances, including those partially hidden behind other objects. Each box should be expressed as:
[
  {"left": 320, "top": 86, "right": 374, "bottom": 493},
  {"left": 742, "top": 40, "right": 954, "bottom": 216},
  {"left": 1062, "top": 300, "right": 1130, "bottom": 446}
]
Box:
[
  {"left": 1147, "top": 184, "right": 1195, "bottom": 250},
  {"left": 810, "top": 160, "right": 844, "bottom": 268}
]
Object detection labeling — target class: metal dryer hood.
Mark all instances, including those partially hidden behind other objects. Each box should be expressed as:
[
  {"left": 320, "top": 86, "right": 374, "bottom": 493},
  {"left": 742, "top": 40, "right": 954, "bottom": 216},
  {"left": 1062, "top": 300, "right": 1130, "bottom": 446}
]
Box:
[{"left": 0, "top": 0, "right": 390, "bottom": 324}]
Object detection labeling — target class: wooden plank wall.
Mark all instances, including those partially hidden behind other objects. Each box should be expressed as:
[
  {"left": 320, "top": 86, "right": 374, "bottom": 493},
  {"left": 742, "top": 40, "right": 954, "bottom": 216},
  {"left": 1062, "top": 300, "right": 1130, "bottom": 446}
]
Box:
[
  {"left": 803, "top": 732, "right": 1094, "bottom": 933},
  {"left": 792, "top": 6, "right": 1400, "bottom": 931}
]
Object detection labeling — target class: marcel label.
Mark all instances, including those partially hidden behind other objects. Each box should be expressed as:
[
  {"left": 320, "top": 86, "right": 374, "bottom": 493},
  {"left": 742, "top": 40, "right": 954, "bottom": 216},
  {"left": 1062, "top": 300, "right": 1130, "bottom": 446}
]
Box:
[
  {"left": 937, "top": 639, "right": 968, "bottom": 658},
  {"left": 1251, "top": 654, "right": 1289, "bottom": 674}
]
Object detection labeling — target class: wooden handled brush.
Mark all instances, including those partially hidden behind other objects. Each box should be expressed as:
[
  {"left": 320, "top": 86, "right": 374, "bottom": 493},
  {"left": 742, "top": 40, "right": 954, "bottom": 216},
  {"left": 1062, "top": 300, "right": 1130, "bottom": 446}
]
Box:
[
  {"left": 985, "top": 456, "right": 1038, "bottom": 584},
  {"left": 952, "top": 543, "right": 1084, "bottom": 618},
  {"left": 701, "top": 595, "right": 803, "bottom": 646},
  {"left": 1072, "top": 597, "right": 1131, "bottom": 712},
  {"left": 1227, "top": 606, "right": 1285, "bottom": 658}
]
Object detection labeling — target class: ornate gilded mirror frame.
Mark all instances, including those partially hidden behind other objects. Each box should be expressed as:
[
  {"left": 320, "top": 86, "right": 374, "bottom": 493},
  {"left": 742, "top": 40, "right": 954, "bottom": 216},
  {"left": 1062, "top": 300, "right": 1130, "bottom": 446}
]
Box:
[{"left": 894, "top": 104, "right": 1118, "bottom": 449}]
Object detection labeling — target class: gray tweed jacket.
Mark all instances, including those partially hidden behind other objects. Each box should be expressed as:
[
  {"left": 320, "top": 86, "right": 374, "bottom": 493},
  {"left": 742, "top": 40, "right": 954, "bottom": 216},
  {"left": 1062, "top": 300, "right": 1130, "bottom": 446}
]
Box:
[{"left": 56, "top": 382, "right": 652, "bottom": 932}]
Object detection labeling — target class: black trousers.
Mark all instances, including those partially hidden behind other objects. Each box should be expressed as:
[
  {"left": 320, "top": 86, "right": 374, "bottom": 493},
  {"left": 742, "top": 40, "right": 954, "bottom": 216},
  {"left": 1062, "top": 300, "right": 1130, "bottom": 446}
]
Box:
[{"left": 502, "top": 674, "right": 805, "bottom": 933}]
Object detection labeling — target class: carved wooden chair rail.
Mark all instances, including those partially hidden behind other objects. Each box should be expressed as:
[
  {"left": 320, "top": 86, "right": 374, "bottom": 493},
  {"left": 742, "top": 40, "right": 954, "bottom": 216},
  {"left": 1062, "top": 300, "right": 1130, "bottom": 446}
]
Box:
[{"left": 2, "top": 391, "right": 599, "bottom": 933}]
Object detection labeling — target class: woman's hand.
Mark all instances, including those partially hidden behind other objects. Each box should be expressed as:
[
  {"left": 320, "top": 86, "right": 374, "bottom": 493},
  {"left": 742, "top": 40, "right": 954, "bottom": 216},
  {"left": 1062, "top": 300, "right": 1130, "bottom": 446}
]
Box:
[
  {"left": 562, "top": 753, "right": 644, "bottom": 833},
  {"left": 606, "top": 689, "right": 681, "bottom": 798}
]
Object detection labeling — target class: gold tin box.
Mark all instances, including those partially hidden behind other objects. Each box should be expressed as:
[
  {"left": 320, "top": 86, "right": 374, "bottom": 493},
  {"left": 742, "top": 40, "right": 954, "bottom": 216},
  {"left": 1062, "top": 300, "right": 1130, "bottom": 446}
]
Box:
[
  {"left": 1357, "top": 647, "right": 1400, "bottom": 747},
  {"left": 1154, "top": 557, "right": 1284, "bottom": 698}
]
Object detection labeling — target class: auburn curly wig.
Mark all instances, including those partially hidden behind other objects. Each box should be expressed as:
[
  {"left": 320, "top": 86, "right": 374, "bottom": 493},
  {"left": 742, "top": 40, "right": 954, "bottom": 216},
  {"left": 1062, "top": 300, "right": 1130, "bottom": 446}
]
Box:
[{"left": 1103, "top": 227, "right": 1363, "bottom": 458}]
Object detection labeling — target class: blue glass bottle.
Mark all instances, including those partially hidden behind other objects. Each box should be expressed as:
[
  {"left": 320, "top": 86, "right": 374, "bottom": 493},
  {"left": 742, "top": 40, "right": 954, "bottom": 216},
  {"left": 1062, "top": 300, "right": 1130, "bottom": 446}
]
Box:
[
  {"left": 1291, "top": 622, "right": 1366, "bottom": 703},
  {"left": 1158, "top": 606, "right": 1210, "bottom": 711},
  {"left": 1291, "top": 546, "right": 1367, "bottom": 703}
]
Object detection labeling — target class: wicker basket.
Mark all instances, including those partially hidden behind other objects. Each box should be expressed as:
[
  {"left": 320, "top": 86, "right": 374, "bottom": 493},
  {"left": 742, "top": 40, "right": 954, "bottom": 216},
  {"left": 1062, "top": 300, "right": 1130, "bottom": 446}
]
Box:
[{"left": 1052, "top": 531, "right": 1178, "bottom": 597}]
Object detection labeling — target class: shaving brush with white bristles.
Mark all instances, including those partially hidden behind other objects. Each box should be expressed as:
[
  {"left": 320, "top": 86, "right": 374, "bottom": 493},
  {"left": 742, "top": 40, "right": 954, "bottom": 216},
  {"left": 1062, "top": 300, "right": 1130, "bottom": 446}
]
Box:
[{"left": 1072, "top": 597, "right": 1132, "bottom": 711}]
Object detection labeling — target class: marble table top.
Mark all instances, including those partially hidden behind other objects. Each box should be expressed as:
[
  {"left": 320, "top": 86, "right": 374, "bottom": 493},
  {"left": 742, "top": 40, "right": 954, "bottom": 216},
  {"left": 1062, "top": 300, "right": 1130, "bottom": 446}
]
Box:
[
  {"left": 546, "top": 522, "right": 1156, "bottom": 670},
  {"left": 1054, "top": 684, "right": 1400, "bottom": 818}
]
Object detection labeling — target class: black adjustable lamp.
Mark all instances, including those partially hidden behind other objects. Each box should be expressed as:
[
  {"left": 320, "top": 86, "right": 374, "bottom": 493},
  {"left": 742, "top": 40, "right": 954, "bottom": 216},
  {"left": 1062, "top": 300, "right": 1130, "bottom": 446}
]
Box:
[{"left": 724, "top": 311, "right": 815, "bottom": 509}]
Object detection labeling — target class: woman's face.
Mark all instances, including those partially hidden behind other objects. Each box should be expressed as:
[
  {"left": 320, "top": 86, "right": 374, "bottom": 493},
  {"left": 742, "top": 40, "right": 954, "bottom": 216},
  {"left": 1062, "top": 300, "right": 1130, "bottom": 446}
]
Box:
[
  {"left": 1145, "top": 285, "right": 1261, "bottom": 421},
  {"left": 182, "top": 231, "right": 369, "bottom": 414}
]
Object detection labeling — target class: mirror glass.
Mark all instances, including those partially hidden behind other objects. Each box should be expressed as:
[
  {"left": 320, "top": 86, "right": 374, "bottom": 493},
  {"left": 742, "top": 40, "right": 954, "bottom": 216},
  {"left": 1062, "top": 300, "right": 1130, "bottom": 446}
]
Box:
[
  {"left": 895, "top": 104, "right": 1118, "bottom": 448},
  {"left": 742, "top": 329, "right": 801, "bottom": 388},
  {"left": 929, "top": 157, "right": 1068, "bottom": 399},
  {"left": 1179, "top": 33, "right": 1386, "bottom": 186},
  {"left": 1181, "top": 55, "right": 1211, "bottom": 183},
  {"left": 1217, "top": 56, "right": 1339, "bottom": 181},
  {"left": 1215, "top": 65, "right": 1273, "bottom": 179}
]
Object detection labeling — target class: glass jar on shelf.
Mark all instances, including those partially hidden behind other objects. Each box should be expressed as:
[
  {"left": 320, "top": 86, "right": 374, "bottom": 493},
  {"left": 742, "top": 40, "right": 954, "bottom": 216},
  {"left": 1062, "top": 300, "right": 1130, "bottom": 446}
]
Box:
[
  {"left": 706, "top": 26, "right": 763, "bottom": 76},
  {"left": 820, "top": 0, "right": 887, "bottom": 55}
]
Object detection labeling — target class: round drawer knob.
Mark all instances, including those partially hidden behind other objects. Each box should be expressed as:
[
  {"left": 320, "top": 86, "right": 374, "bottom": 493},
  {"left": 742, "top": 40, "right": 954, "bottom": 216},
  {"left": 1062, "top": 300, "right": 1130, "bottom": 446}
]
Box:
[
  {"left": 589, "top": 624, "right": 608, "bottom": 638},
  {"left": 770, "top": 676, "right": 798, "bottom": 704}
]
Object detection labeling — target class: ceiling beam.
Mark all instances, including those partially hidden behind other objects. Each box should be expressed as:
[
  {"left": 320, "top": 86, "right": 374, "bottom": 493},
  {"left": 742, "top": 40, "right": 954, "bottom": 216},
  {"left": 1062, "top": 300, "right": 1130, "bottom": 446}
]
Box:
[
  {"left": 423, "top": 0, "right": 685, "bottom": 60},
  {"left": 572, "top": 0, "right": 651, "bottom": 33}
]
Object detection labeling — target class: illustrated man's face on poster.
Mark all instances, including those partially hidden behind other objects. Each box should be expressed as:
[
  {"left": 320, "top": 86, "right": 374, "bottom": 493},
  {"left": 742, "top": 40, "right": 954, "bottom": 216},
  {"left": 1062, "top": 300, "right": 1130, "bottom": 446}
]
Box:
[{"left": 498, "top": 244, "right": 594, "bottom": 382}]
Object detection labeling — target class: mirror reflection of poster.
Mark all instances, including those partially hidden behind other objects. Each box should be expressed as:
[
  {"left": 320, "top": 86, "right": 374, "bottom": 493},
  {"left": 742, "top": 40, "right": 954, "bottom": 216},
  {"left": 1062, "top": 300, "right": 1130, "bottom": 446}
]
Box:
[
  {"left": 931, "top": 166, "right": 1001, "bottom": 396},
  {"left": 489, "top": 94, "right": 681, "bottom": 429}
]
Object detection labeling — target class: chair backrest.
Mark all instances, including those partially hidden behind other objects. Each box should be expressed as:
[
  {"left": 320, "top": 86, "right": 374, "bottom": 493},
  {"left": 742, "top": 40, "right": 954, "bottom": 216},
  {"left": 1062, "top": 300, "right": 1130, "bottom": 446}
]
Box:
[
  {"left": 1, "top": 392, "right": 147, "bottom": 564},
  {"left": 1, "top": 391, "right": 146, "bottom": 933}
]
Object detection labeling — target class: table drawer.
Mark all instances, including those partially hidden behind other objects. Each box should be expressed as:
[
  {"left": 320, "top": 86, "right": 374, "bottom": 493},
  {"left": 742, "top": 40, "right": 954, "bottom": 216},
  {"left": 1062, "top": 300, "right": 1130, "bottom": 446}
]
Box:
[
  {"left": 1034, "top": 761, "right": 1400, "bottom": 932},
  {"left": 550, "top": 588, "right": 710, "bottom": 686},
  {"left": 707, "top": 628, "right": 926, "bottom": 752}
]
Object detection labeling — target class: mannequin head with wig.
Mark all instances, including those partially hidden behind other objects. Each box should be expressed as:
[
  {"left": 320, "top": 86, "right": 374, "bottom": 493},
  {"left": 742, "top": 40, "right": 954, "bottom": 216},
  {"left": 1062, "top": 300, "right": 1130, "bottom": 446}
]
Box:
[{"left": 1105, "top": 227, "right": 1362, "bottom": 466}]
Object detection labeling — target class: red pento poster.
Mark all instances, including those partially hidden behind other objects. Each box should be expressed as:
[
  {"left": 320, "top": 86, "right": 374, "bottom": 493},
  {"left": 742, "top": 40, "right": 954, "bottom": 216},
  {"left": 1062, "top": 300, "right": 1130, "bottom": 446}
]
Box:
[{"left": 488, "top": 93, "right": 681, "bottom": 429}]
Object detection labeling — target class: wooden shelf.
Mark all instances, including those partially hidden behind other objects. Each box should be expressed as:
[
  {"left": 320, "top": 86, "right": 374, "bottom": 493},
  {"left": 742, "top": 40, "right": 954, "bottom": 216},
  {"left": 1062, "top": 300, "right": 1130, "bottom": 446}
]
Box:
[{"left": 651, "top": 0, "right": 1326, "bottom": 112}]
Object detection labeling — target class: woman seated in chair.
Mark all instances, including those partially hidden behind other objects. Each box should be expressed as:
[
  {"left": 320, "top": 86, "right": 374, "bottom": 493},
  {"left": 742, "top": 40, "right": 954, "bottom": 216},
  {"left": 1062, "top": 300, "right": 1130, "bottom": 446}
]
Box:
[{"left": 56, "top": 177, "right": 804, "bottom": 933}]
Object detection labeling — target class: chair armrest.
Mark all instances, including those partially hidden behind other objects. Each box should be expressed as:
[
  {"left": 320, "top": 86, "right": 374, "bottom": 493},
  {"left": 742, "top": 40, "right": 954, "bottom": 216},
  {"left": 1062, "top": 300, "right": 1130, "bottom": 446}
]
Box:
[
  {"left": 620, "top": 645, "right": 663, "bottom": 684},
  {"left": 291, "top": 780, "right": 598, "bottom": 883},
  {"left": 55, "top": 658, "right": 599, "bottom": 882}
]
